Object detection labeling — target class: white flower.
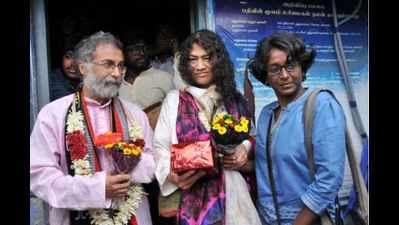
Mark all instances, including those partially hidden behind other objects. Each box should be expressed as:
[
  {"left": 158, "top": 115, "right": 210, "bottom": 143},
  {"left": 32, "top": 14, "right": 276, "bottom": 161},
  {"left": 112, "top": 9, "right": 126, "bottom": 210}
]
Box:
[
  {"left": 71, "top": 157, "right": 91, "bottom": 176},
  {"left": 89, "top": 184, "right": 145, "bottom": 225},
  {"left": 66, "top": 111, "right": 84, "bottom": 133},
  {"left": 128, "top": 118, "right": 144, "bottom": 141}
]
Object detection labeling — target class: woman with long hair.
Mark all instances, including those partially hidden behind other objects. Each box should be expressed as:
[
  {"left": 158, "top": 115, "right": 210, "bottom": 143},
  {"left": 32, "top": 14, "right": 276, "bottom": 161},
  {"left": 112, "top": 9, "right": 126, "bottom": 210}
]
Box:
[{"left": 153, "top": 30, "right": 261, "bottom": 225}]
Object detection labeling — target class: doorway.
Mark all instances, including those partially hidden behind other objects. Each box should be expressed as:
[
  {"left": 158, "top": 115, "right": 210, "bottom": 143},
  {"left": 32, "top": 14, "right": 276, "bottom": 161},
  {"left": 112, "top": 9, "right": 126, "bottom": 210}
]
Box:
[{"left": 47, "top": 0, "right": 191, "bottom": 71}]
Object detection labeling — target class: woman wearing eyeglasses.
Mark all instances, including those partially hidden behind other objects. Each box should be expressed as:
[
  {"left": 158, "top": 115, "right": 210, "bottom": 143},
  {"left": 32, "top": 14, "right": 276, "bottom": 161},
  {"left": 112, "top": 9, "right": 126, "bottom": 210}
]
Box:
[{"left": 250, "top": 32, "right": 346, "bottom": 225}]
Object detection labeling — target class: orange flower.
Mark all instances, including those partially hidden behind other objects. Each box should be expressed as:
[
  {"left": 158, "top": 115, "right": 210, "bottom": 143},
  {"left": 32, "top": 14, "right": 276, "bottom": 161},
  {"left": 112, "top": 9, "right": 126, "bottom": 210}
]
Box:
[{"left": 95, "top": 132, "right": 122, "bottom": 147}]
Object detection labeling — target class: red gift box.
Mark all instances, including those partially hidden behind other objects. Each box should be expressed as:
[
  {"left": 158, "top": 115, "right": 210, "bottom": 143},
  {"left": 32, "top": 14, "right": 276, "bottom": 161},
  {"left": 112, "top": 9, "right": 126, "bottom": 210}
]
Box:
[{"left": 171, "top": 140, "right": 214, "bottom": 173}]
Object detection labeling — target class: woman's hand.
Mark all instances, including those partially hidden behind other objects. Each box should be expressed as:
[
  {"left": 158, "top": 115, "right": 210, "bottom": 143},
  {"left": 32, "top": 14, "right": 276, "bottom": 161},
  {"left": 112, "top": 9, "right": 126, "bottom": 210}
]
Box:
[
  {"left": 222, "top": 144, "right": 248, "bottom": 170},
  {"left": 167, "top": 170, "right": 207, "bottom": 190}
]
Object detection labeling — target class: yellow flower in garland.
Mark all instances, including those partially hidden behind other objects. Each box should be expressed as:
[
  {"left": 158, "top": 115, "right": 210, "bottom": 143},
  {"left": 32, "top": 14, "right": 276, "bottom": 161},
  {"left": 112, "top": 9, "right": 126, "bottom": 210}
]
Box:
[{"left": 218, "top": 126, "right": 227, "bottom": 135}]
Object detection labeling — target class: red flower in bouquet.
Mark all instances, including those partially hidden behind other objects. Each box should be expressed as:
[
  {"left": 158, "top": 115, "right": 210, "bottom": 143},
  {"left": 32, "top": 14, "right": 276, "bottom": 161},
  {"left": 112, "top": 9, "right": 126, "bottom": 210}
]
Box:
[
  {"left": 96, "top": 132, "right": 145, "bottom": 173},
  {"left": 66, "top": 130, "right": 88, "bottom": 160},
  {"left": 95, "top": 131, "right": 122, "bottom": 147}
]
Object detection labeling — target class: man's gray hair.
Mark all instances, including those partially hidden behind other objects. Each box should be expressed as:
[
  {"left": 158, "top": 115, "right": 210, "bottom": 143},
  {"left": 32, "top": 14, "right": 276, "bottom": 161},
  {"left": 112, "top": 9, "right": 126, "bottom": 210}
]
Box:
[{"left": 74, "top": 31, "right": 123, "bottom": 64}]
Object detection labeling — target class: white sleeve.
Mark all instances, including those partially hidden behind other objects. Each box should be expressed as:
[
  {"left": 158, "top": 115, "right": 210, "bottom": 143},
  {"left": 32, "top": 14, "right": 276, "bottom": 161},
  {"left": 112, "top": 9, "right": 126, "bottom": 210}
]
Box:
[{"left": 153, "top": 91, "right": 180, "bottom": 196}]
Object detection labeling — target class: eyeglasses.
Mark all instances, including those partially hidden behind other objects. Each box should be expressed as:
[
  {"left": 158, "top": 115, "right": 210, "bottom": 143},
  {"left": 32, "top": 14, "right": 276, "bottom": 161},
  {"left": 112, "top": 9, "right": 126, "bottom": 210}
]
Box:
[
  {"left": 267, "top": 62, "right": 299, "bottom": 76},
  {"left": 91, "top": 60, "right": 126, "bottom": 73}
]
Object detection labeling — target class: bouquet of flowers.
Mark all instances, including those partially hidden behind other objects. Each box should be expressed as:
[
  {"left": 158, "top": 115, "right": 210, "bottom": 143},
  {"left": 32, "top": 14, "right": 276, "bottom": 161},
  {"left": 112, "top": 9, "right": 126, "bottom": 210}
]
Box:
[
  {"left": 95, "top": 131, "right": 144, "bottom": 173},
  {"left": 211, "top": 113, "right": 250, "bottom": 154}
]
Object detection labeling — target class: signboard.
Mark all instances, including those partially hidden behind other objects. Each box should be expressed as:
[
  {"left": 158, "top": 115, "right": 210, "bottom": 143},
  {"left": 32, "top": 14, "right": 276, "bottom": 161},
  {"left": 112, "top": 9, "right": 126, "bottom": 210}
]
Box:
[{"left": 208, "top": 0, "right": 368, "bottom": 204}]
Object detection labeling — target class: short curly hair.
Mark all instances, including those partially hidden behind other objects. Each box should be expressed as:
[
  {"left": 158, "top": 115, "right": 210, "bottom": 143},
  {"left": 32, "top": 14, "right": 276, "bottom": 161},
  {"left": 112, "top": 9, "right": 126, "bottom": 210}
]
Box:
[
  {"left": 250, "top": 32, "right": 316, "bottom": 85},
  {"left": 178, "top": 29, "right": 241, "bottom": 109}
]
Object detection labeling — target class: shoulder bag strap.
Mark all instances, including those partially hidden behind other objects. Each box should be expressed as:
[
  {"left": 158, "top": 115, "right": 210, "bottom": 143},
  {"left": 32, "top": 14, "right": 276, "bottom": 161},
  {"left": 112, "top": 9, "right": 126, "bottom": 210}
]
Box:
[
  {"left": 303, "top": 88, "right": 337, "bottom": 225},
  {"left": 265, "top": 115, "right": 282, "bottom": 225},
  {"left": 304, "top": 88, "right": 368, "bottom": 223},
  {"left": 303, "top": 88, "right": 324, "bottom": 177}
]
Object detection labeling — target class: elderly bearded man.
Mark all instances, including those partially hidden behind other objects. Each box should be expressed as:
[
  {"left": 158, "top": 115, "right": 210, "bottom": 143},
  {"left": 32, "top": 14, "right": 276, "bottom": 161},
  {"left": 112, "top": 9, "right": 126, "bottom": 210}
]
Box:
[{"left": 30, "top": 31, "right": 155, "bottom": 225}]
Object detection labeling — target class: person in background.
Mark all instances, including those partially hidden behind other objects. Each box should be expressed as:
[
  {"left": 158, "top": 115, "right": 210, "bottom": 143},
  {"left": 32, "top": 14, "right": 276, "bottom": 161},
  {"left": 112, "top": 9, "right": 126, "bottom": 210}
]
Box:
[
  {"left": 151, "top": 24, "right": 178, "bottom": 76},
  {"left": 118, "top": 34, "right": 174, "bottom": 130},
  {"left": 251, "top": 32, "right": 346, "bottom": 225},
  {"left": 49, "top": 34, "right": 82, "bottom": 101},
  {"left": 150, "top": 24, "right": 188, "bottom": 90},
  {"left": 30, "top": 31, "right": 155, "bottom": 225},
  {"left": 118, "top": 34, "right": 175, "bottom": 225}
]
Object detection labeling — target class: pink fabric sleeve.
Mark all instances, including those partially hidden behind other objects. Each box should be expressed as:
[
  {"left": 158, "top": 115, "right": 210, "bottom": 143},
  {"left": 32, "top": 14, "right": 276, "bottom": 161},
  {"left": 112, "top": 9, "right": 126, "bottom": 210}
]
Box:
[{"left": 30, "top": 103, "right": 110, "bottom": 210}]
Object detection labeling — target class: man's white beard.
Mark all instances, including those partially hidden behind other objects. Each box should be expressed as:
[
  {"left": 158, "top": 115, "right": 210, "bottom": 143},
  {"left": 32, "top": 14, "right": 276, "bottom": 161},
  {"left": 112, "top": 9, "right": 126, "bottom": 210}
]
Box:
[{"left": 83, "top": 70, "right": 122, "bottom": 100}]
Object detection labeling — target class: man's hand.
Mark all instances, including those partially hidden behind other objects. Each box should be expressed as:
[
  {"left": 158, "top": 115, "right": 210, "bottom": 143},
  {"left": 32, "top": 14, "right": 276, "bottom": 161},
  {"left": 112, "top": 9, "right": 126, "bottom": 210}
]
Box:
[
  {"left": 167, "top": 170, "right": 207, "bottom": 190},
  {"left": 105, "top": 173, "right": 131, "bottom": 199},
  {"left": 222, "top": 144, "right": 248, "bottom": 170}
]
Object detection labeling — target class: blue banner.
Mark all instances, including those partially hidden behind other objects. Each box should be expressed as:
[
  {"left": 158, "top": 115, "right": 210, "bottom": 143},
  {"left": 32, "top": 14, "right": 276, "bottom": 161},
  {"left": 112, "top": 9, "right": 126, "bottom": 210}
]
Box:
[{"left": 208, "top": 0, "right": 368, "bottom": 206}]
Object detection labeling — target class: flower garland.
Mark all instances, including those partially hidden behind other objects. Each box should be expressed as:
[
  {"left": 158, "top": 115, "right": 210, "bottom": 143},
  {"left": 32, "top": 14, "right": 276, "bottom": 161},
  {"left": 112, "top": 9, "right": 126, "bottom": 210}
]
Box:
[
  {"left": 65, "top": 99, "right": 145, "bottom": 225},
  {"left": 89, "top": 185, "right": 146, "bottom": 225}
]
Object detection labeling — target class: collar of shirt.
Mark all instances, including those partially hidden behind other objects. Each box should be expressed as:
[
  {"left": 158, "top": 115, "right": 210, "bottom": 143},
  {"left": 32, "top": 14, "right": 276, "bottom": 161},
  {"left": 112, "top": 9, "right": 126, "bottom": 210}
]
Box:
[
  {"left": 267, "top": 86, "right": 313, "bottom": 114},
  {"left": 83, "top": 96, "right": 112, "bottom": 109}
]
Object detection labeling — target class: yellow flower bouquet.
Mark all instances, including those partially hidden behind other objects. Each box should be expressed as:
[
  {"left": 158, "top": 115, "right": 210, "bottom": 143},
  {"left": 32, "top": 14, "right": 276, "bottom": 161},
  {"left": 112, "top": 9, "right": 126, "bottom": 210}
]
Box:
[
  {"left": 211, "top": 113, "right": 250, "bottom": 154},
  {"left": 96, "top": 131, "right": 144, "bottom": 173}
]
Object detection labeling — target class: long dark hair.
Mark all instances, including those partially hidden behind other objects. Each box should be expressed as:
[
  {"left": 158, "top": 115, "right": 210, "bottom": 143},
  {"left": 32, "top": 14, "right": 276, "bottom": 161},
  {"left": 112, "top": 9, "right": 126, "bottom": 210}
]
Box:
[{"left": 178, "top": 29, "right": 242, "bottom": 110}]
